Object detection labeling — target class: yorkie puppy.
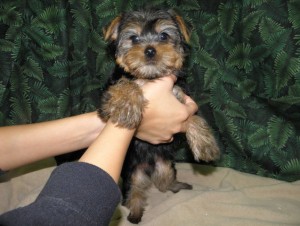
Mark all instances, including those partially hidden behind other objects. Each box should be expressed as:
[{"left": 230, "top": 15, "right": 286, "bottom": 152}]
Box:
[{"left": 98, "top": 9, "right": 220, "bottom": 224}]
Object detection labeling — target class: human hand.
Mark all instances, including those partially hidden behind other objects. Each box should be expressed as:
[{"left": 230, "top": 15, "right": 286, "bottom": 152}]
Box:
[{"left": 135, "top": 75, "right": 198, "bottom": 144}]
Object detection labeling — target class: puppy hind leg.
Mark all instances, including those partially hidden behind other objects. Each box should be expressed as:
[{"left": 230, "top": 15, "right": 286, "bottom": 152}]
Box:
[
  {"left": 124, "top": 169, "right": 152, "bottom": 224},
  {"left": 152, "top": 160, "right": 192, "bottom": 193},
  {"left": 168, "top": 180, "right": 193, "bottom": 193}
]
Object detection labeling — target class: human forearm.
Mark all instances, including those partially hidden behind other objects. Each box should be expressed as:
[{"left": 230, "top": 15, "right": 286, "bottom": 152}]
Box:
[
  {"left": 79, "top": 120, "right": 135, "bottom": 182},
  {"left": 0, "top": 76, "right": 198, "bottom": 171},
  {"left": 0, "top": 112, "right": 104, "bottom": 170}
]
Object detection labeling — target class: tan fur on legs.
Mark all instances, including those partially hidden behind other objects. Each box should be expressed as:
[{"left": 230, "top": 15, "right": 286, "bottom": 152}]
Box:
[
  {"left": 186, "top": 115, "right": 220, "bottom": 162},
  {"left": 172, "top": 85, "right": 220, "bottom": 162},
  {"left": 125, "top": 168, "right": 152, "bottom": 224},
  {"left": 152, "top": 158, "right": 192, "bottom": 193},
  {"left": 151, "top": 159, "right": 174, "bottom": 192},
  {"left": 99, "top": 78, "right": 147, "bottom": 129}
]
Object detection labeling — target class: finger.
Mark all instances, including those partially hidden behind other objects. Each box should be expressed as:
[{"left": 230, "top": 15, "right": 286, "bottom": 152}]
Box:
[
  {"left": 147, "top": 136, "right": 174, "bottom": 145},
  {"left": 183, "top": 95, "right": 198, "bottom": 115},
  {"left": 157, "top": 75, "right": 176, "bottom": 90},
  {"left": 163, "top": 136, "right": 174, "bottom": 143},
  {"left": 166, "top": 74, "right": 177, "bottom": 83}
]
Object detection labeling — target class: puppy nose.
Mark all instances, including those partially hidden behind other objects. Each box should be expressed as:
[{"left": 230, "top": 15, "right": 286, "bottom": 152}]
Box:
[{"left": 144, "top": 47, "right": 156, "bottom": 58}]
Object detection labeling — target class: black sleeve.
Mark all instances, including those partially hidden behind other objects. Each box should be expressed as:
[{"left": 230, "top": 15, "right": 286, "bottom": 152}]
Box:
[{"left": 0, "top": 162, "right": 121, "bottom": 226}]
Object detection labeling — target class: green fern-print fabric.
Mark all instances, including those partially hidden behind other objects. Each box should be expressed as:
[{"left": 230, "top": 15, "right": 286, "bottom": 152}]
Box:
[{"left": 0, "top": 0, "right": 299, "bottom": 181}]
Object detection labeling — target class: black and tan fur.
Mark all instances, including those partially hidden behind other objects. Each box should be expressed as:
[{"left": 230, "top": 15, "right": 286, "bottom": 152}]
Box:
[{"left": 98, "top": 9, "right": 220, "bottom": 224}]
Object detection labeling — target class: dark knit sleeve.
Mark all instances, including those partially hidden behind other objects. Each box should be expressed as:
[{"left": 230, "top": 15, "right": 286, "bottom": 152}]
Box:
[{"left": 0, "top": 162, "right": 121, "bottom": 226}]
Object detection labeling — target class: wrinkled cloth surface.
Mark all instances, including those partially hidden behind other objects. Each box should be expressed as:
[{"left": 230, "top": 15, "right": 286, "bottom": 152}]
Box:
[{"left": 1, "top": 162, "right": 300, "bottom": 226}]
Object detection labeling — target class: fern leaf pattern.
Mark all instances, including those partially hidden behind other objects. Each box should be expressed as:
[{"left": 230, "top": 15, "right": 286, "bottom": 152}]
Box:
[{"left": 0, "top": 0, "right": 299, "bottom": 181}]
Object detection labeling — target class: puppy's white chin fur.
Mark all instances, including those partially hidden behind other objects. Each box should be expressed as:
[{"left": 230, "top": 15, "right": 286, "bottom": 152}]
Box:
[{"left": 134, "top": 65, "right": 169, "bottom": 79}]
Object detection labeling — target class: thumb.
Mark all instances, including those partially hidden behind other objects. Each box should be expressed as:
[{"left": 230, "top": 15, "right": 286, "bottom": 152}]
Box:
[
  {"left": 158, "top": 75, "right": 177, "bottom": 90},
  {"left": 183, "top": 94, "right": 198, "bottom": 115}
]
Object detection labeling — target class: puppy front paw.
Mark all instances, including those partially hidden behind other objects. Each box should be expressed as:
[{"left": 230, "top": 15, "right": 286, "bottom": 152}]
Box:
[
  {"left": 186, "top": 115, "right": 220, "bottom": 162},
  {"left": 99, "top": 78, "right": 147, "bottom": 129}
]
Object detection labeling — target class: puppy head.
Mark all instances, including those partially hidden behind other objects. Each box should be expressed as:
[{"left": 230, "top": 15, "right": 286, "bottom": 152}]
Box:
[{"left": 103, "top": 10, "right": 190, "bottom": 79}]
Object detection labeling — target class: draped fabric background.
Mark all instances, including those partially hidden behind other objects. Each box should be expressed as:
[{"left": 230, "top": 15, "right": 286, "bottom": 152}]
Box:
[{"left": 0, "top": 0, "right": 299, "bottom": 181}]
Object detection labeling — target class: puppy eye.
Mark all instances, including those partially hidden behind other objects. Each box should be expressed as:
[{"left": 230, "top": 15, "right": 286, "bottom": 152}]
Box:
[
  {"left": 130, "top": 35, "right": 140, "bottom": 44},
  {"left": 159, "top": 32, "right": 169, "bottom": 41}
]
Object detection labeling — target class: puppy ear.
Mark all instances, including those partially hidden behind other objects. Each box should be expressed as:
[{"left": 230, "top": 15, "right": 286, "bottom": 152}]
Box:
[
  {"left": 168, "top": 10, "right": 190, "bottom": 43},
  {"left": 103, "top": 16, "right": 122, "bottom": 41},
  {"left": 175, "top": 15, "right": 190, "bottom": 42}
]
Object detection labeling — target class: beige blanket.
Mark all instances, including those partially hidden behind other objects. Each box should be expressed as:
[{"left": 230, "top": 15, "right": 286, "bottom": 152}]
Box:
[{"left": 1, "top": 160, "right": 300, "bottom": 226}]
